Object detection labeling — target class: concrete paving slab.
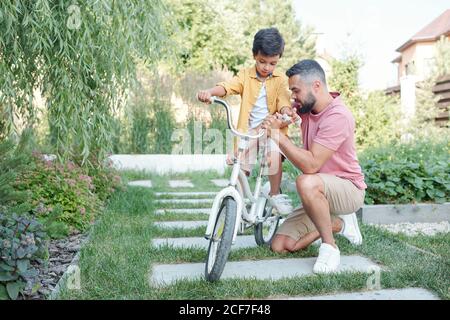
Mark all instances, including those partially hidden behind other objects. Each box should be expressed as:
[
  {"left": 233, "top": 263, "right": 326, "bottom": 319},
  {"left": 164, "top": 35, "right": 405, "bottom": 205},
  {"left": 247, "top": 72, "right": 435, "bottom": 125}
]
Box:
[
  {"left": 151, "top": 235, "right": 256, "bottom": 249},
  {"left": 211, "top": 179, "right": 229, "bottom": 187},
  {"left": 154, "top": 192, "right": 217, "bottom": 197},
  {"left": 168, "top": 180, "right": 194, "bottom": 188},
  {"left": 127, "top": 180, "right": 152, "bottom": 188},
  {"left": 358, "top": 203, "right": 450, "bottom": 224},
  {"left": 154, "top": 221, "right": 208, "bottom": 229},
  {"left": 273, "top": 288, "right": 440, "bottom": 300},
  {"left": 150, "top": 255, "right": 379, "bottom": 286},
  {"left": 155, "top": 199, "right": 213, "bottom": 205},
  {"left": 155, "top": 208, "right": 210, "bottom": 215}
]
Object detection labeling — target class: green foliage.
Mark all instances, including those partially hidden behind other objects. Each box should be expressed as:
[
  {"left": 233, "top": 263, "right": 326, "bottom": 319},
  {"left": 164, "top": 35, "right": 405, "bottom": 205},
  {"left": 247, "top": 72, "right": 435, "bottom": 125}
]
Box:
[
  {"left": 15, "top": 155, "right": 102, "bottom": 235},
  {"left": 129, "top": 99, "right": 152, "bottom": 154},
  {"left": 0, "top": 130, "right": 34, "bottom": 215},
  {"left": 87, "top": 158, "right": 123, "bottom": 202},
  {"left": 434, "top": 36, "right": 450, "bottom": 78},
  {"left": 149, "top": 97, "right": 176, "bottom": 154},
  {"left": 0, "top": 0, "right": 171, "bottom": 165},
  {"left": 329, "top": 56, "right": 402, "bottom": 150},
  {"left": 0, "top": 213, "right": 47, "bottom": 300},
  {"left": 329, "top": 57, "right": 362, "bottom": 109},
  {"left": 413, "top": 36, "right": 450, "bottom": 132},
  {"left": 167, "top": 0, "right": 315, "bottom": 73},
  {"left": 283, "top": 135, "right": 449, "bottom": 205},
  {"left": 355, "top": 91, "right": 401, "bottom": 149},
  {"left": 360, "top": 137, "right": 449, "bottom": 204}
]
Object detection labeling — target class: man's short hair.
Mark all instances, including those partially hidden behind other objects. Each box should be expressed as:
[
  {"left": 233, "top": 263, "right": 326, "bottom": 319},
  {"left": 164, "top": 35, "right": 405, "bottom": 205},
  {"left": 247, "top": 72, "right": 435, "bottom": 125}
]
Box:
[
  {"left": 252, "top": 28, "right": 285, "bottom": 57},
  {"left": 286, "top": 59, "right": 327, "bottom": 86}
]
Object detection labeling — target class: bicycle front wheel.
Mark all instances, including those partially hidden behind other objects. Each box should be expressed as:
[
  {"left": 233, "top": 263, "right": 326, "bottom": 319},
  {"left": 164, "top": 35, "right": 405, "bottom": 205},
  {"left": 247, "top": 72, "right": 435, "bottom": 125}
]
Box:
[{"left": 205, "top": 197, "right": 237, "bottom": 282}]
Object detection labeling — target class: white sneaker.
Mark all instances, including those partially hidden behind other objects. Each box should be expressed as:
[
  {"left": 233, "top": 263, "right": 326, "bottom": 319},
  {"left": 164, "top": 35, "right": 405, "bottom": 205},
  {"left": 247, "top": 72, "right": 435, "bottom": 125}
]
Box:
[
  {"left": 311, "top": 238, "right": 322, "bottom": 246},
  {"left": 338, "top": 212, "right": 363, "bottom": 245},
  {"left": 313, "top": 243, "right": 340, "bottom": 274},
  {"left": 269, "top": 194, "right": 293, "bottom": 215}
]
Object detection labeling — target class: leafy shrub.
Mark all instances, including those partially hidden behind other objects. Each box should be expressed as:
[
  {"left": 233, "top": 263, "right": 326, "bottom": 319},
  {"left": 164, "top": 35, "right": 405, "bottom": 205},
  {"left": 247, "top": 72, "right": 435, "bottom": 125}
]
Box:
[
  {"left": 0, "top": 131, "right": 34, "bottom": 215},
  {"left": 87, "top": 157, "right": 123, "bottom": 202},
  {"left": 15, "top": 154, "right": 102, "bottom": 236},
  {"left": 283, "top": 136, "right": 449, "bottom": 205},
  {"left": 0, "top": 213, "right": 47, "bottom": 300},
  {"left": 360, "top": 137, "right": 449, "bottom": 204}
]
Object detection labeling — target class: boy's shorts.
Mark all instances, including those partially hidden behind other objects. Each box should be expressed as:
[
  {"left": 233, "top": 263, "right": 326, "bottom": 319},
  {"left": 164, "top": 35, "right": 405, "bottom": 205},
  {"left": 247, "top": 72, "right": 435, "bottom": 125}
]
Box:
[
  {"left": 239, "top": 126, "right": 287, "bottom": 174},
  {"left": 275, "top": 173, "right": 365, "bottom": 241}
]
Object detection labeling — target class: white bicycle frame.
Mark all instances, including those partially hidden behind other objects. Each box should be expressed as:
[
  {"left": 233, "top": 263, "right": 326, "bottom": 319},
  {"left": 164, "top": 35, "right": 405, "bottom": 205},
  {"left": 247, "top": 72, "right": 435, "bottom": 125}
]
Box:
[{"left": 204, "top": 97, "right": 278, "bottom": 244}]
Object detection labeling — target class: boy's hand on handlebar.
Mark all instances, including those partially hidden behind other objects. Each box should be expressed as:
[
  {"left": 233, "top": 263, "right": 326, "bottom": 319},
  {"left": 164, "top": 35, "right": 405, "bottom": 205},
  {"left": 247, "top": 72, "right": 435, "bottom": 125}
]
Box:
[
  {"left": 261, "top": 114, "right": 282, "bottom": 138},
  {"left": 197, "top": 90, "right": 212, "bottom": 104}
]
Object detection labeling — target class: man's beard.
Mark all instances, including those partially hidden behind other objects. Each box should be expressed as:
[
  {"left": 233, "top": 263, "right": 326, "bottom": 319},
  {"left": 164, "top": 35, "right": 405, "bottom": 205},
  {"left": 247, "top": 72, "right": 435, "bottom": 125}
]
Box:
[{"left": 297, "top": 92, "right": 316, "bottom": 114}]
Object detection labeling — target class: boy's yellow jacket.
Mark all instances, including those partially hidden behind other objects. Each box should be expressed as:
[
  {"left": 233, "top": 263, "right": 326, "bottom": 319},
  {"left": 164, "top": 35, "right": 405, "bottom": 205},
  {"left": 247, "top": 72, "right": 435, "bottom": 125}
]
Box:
[{"left": 216, "top": 66, "right": 291, "bottom": 136}]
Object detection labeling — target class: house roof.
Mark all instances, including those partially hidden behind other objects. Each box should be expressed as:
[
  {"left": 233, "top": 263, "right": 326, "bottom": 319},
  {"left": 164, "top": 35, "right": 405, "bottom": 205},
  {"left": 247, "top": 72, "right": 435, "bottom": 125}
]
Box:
[{"left": 396, "top": 9, "right": 450, "bottom": 52}]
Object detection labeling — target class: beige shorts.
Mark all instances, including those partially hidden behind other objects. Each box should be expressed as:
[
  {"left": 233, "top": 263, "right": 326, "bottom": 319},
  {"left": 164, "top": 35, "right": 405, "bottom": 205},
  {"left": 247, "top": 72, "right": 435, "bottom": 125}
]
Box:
[{"left": 276, "top": 173, "right": 365, "bottom": 241}]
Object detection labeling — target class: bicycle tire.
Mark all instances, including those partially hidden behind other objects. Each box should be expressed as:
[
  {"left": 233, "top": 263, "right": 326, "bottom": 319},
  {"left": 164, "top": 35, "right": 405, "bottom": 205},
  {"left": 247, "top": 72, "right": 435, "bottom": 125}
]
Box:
[
  {"left": 205, "top": 197, "right": 237, "bottom": 282},
  {"left": 254, "top": 199, "right": 280, "bottom": 246}
]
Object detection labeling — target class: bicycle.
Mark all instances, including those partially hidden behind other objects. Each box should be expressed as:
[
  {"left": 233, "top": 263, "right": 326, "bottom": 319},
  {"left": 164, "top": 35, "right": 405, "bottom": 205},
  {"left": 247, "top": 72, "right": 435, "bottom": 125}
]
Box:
[{"left": 204, "top": 96, "right": 298, "bottom": 282}]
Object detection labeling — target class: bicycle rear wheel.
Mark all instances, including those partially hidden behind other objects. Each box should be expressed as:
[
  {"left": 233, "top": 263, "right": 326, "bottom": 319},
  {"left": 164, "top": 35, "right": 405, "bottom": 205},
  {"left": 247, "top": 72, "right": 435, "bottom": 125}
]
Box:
[{"left": 205, "top": 197, "right": 237, "bottom": 282}]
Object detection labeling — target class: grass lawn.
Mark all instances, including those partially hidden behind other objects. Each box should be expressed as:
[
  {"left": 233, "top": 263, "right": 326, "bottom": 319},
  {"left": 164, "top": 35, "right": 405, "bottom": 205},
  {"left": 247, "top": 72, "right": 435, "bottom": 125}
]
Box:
[{"left": 57, "top": 171, "right": 450, "bottom": 300}]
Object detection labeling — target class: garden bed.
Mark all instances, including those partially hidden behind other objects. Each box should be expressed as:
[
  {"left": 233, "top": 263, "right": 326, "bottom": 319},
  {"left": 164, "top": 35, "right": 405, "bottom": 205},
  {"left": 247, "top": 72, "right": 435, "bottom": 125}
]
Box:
[{"left": 21, "top": 232, "right": 88, "bottom": 300}]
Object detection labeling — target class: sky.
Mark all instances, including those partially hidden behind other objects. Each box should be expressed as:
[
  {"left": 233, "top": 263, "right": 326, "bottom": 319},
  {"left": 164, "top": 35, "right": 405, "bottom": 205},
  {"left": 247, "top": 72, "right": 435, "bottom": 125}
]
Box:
[{"left": 293, "top": 0, "right": 449, "bottom": 91}]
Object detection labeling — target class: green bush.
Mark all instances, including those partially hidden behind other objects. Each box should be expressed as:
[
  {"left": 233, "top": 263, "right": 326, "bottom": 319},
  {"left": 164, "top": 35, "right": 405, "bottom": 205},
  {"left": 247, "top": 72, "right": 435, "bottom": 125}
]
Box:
[
  {"left": 0, "top": 213, "right": 47, "bottom": 300},
  {"left": 15, "top": 154, "right": 102, "bottom": 236},
  {"left": 87, "top": 157, "right": 124, "bottom": 202},
  {"left": 0, "top": 132, "right": 34, "bottom": 215},
  {"left": 360, "top": 137, "right": 449, "bottom": 204},
  {"left": 283, "top": 136, "right": 449, "bottom": 205}
]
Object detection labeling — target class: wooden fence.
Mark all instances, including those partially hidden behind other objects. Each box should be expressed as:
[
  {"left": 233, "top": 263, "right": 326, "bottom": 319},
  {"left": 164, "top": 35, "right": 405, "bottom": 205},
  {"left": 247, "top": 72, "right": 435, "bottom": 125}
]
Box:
[{"left": 432, "top": 75, "right": 450, "bottom": 126}]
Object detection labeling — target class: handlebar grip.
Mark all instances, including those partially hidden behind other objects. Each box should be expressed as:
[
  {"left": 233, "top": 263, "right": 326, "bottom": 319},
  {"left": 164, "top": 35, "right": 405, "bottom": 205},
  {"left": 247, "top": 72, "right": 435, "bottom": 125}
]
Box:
[{"left": 280, "top": 113, "right": 302, "bottom": 127}]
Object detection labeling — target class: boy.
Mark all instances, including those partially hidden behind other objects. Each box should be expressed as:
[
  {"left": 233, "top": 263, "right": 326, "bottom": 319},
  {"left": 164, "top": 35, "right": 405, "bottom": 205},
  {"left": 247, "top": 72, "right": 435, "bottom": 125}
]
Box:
[{"left": 197, "top": 27, "right": 294, "bottom": 214}]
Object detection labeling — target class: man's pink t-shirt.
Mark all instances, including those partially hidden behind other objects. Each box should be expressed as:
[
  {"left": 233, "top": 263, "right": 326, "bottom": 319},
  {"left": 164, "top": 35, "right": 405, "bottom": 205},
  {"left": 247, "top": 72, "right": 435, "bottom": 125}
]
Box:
[{"left": 297, "top": 92, "right": 367, "bottom": 190}]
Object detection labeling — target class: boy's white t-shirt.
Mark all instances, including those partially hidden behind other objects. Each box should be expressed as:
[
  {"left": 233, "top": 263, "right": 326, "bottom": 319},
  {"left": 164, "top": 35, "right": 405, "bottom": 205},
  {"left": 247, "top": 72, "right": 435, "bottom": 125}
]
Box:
[{"left": 249, "top": 83, "right": 269, "bottom": 129}]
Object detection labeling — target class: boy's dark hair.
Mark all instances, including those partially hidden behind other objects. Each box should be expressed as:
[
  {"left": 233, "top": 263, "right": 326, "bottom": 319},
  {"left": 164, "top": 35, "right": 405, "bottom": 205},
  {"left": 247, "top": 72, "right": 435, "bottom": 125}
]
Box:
[
  {"left": 252, "top": 28, "right": 285, "bottom": 57},
  {"left": 286, "top": 59, "right": 327, "bottom": 85}
]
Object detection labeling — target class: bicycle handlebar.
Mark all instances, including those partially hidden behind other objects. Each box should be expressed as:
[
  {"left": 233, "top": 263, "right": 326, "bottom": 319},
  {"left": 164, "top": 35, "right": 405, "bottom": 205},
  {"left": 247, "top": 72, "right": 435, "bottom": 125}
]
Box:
[
  {"left": 210, "top": 97, "right": 265, "bottom": 140},
  {"left": 209, "top": 96, "right": 300, "bottom": 139}
]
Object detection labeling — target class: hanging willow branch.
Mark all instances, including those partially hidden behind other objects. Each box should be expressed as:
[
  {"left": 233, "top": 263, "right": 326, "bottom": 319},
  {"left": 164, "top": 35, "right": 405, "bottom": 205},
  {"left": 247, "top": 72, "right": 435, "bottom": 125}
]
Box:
[{"left": 0, "top": 0, "right": 172, "bottom": 165}]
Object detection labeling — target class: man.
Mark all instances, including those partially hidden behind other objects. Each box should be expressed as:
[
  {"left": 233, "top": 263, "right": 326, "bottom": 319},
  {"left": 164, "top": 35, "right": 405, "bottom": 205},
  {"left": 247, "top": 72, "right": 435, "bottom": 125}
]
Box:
[{"left": 261, "top": 59, "right": 367, "bottom": 274}]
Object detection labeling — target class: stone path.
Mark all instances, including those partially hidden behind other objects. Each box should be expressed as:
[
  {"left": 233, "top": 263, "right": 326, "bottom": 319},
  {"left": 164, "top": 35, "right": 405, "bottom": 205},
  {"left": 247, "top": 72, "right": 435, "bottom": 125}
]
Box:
[
  {"left": 155, "top": 199, "right": 213, "bottom": 205},
  {"left": 142, "top": 178, "right": 440, "bottom": 299},
  {"left": 270, "top": 288, "right": 439, "bottom": 300},
  {"left": 152, "top": 235, "right": 257, "bottom": 249},
  {"left": 127, "top": 180, "right": 152, "bottom": 188},
  {"left": 154, "top": 221, "right": 209, "bottom": 229},
  {"left": 211, "top": 179, "right": 229, "bottom": 187},
  {"left": 155, "top": 208, "right": 210, "bottom": 215},
  {"left": 150, "top": 256, "right": 380, "bottom": 286},
  {"left": 168, "top": 180, "right": 194, "bottom": 188}
]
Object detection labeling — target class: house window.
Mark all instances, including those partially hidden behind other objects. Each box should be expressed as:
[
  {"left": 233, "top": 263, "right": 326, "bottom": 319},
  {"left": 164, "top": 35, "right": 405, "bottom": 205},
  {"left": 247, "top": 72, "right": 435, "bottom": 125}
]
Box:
[{"left": 405, "top": 60, "right": 416, "bottom": 75}]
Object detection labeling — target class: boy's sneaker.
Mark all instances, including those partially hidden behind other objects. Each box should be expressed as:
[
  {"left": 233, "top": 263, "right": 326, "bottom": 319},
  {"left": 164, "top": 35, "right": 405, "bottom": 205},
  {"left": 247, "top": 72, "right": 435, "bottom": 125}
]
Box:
[
  {"left": 269, "top": 194, "right": 293, "bottom": 215},
  {"left": 338, "top": 212, "right": 363, "bottom": 245},
  {"left": 313, "top": 243, "right": 340, "bottom": 274}
]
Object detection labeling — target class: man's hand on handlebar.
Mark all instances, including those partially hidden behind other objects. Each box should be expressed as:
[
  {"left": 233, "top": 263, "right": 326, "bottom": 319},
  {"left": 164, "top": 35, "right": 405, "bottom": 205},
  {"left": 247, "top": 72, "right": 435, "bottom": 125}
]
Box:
[{"left": 279, "top": 106, "right": 302, "bottom": 127}]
